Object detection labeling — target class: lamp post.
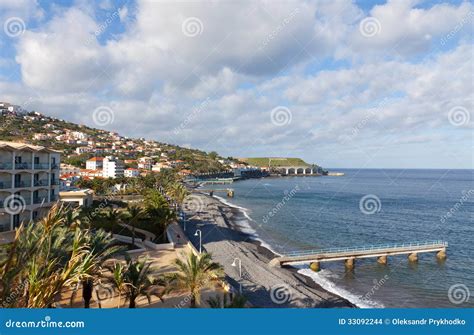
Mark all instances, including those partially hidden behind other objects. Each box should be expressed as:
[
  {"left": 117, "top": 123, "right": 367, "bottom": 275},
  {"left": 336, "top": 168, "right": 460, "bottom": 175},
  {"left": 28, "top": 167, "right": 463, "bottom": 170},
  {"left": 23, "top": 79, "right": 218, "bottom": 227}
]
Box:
[
  {"left": 194, "top": 229, "right": 202, "bottom": 254},
  {"left": 231, "top": 258, "right": 242, "bottom": 294},
  {"left": 182, "top": 212, "right": 187, "bottom": 231}
]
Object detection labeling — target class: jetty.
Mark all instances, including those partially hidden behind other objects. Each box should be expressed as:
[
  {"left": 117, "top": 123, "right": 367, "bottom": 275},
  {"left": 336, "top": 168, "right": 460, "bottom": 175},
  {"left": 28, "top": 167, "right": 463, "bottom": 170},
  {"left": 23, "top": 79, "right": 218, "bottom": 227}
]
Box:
[{"left": 269, "top": 241, "right": 448, "bottom": 270}]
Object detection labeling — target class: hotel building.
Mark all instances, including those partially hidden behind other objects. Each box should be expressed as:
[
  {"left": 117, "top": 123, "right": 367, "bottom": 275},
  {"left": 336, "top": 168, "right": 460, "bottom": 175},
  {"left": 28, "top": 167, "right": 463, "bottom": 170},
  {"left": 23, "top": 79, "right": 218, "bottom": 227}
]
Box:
[{"left": 0, "top": 141, "right": 60, "bottom": 232}]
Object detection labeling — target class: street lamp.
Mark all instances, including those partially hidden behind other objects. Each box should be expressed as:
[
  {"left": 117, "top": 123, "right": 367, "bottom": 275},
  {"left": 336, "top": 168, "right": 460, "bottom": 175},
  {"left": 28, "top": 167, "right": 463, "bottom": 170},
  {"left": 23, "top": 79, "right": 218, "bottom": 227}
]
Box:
[
  {"left": 231, "top": 258, "right": 242, "bottom": 294},
  {"left": 194, "top": 229, "right": 202, "bottom": 254},
  {"left": 182, "top": 211, "right": 187, "bottom": 231}
]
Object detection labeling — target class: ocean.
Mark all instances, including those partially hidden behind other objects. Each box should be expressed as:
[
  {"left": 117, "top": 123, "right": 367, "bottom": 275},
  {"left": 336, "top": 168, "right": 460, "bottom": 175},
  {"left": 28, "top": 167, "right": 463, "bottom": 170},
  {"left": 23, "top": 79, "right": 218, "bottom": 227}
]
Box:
[{"left": 207, "top": 169, "right": 473, "bottom": 308}]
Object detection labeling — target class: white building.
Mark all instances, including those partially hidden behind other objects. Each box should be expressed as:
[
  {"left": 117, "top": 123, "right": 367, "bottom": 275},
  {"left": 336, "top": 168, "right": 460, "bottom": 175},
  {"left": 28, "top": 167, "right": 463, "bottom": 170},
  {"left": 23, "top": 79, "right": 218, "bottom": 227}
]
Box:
[
  {"left": 103, "top": 156, "right": 124, "bottom": 179},
  {"left": 60, "top": 163, "right": 81, "bottom": 175},
  {"left": 0, "top": 141, "right": 61, "bottom": 232},
  {"left": 124, "top": 168, "right": 139, "bottom": 178},
  {"left": 85, "top": 157, "right": 103, "bottom": 170},
  {"left": 137, "top": 156, "right": 153, "bottom": 170},
  {"left": 59, "top": 189, "right": 93, "bottom": 208}
]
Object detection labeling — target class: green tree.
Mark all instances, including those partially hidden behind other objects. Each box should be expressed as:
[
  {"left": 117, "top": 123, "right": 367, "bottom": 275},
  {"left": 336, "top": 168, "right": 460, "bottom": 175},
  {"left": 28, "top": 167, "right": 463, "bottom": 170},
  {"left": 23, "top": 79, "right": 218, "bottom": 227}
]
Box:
[{"left": 170, "top": 252, "right": 224, "bottom": 308}]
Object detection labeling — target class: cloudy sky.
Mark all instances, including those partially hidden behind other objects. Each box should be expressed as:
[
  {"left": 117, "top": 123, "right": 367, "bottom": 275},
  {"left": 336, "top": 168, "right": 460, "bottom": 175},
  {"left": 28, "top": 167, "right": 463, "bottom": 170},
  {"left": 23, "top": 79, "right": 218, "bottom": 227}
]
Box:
[{"left": 0, "top": 0, "right": 472, "bottom": 168}]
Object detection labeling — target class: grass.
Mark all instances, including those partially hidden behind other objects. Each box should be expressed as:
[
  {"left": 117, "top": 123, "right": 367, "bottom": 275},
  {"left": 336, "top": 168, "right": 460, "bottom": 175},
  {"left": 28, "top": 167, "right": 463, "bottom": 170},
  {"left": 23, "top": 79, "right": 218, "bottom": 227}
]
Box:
[{"left": 240, "top": 157, "right": 311, "bottom": 167}]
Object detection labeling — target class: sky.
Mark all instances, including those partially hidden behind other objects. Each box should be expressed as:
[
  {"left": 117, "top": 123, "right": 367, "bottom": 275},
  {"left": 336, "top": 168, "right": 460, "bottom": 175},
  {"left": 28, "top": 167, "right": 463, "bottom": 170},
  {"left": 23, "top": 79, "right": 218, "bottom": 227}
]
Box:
[{"left": 0, "top": 0, "right": 472, "bottom": 169}]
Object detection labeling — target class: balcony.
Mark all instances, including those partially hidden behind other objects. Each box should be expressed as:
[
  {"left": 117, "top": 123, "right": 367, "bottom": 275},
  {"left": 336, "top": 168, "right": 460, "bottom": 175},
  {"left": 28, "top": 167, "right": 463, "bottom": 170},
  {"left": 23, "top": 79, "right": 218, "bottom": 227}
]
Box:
[
  {"left": 50, "top": 179, "right": 60, "bottom": 186},
  {"left": 15, "top": 162, "right": 32, "bottom": 170},
  {"left": 51, "top": 163, "right": 59, "bottom": 170},
  {"left": 34, "top": 163, "right": 50, "bottom": 170},
  {"left": 0, "top": 197, "right": 31, "bottom": 207},
  {"left": 33, "top": 197, "right": 48, "bottom": 205},
  {"left": 0, "top": 181, "right": 12, "bottom": 189},
  {"left": 14, "top": 180, "right": 31, "bottom": 188},
  {"left": 34, "top": 179, "right": 49, "bottom": 187},
  {"left": 0, "top": 163, "right": 13, "bottom": 170}
]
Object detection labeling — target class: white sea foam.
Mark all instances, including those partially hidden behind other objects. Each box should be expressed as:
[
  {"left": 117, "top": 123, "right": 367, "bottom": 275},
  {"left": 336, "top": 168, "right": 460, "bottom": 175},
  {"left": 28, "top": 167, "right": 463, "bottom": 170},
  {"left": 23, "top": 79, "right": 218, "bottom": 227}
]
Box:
[
  {"left": 297, "top": 268, "right": 385, "bottom": 308},
  {"left": 212, "top": 195, "right": 282, "bottom": 256}
]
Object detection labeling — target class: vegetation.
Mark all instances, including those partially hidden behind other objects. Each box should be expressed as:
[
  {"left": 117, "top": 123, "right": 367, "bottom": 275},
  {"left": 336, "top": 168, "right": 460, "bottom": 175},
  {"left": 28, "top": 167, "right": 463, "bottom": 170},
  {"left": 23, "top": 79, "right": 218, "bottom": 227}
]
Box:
[
  {"left": 0, "top": 203, "right": 122, "bottom": 308},
  {"left": 170, "top": 252, "right": 224, "bottom": 308},
  {"left": 207, "top": 293, "right": 247, "bottom": 308},
  {"left": 240, "top": 157, "right": 311, "bottom": 167},
  {"left": 107, "top": 256, "right": 167, "bottom": 308}
]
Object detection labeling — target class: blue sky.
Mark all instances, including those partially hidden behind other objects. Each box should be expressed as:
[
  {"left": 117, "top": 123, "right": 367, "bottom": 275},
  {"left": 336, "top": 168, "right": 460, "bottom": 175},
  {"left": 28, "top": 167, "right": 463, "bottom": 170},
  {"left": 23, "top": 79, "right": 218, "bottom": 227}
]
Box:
[{"left": 0, "top": 0, "right": 472, "bottom": 168}]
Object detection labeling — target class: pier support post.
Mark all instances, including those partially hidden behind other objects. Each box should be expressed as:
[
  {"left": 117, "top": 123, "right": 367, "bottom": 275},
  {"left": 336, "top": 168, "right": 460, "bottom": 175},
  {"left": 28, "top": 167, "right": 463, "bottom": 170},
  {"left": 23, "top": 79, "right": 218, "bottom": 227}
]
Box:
[
  {"left": 436, "top": 248, "right": 447, "bottom": 260},
  {"left": 377, "top": 255, "right": 388, "bottom": 265},
  {"left": 345, "top": 258, "right": 355, "bottom": 270},
  {"left": 408, "top": 253, "right": 418, "bottom": 262},
  {"left": 310, "top": 262, "right": 320, "bottom": 272}
]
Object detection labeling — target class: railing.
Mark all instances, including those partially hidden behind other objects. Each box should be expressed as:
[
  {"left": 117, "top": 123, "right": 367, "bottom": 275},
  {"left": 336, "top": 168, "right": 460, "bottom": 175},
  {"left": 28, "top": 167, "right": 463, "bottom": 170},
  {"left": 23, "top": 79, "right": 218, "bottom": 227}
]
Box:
[
  {"left": 51, "top": 163, "right": 59, "bottom": 170},
  {"left": 0, "top": 181, "right": 12, "bottom": 189},
  {"left": 34, "top": 163, "right": 50, "bottom": 169},
  {"left": 34, "top": 179, "right": 49, "bottom": 187},
  {"left": 0, "top": 198, "right": 32, "bottom": 207},
  {"left": 33, "top": 197, "right": 48, "bottom": 205},
  {"left": 14, "top": 181, "right": 31, "bottom": 188},
  {"left": 0, "top": 163, "right": 13, "bottom": 170},
  {"left": 15, "top": 162, "right": 32, "bottom": 170},
  {"left": 282, "top": 241, "right": 448, "bottom": 258}
]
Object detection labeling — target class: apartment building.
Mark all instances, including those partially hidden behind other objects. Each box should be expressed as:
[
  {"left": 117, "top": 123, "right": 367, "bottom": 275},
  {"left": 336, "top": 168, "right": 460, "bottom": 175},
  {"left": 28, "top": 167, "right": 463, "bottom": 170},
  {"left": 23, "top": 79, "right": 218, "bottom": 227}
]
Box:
[
  {"left": 0, "top": 141, "right": 60, "bottom": 232},
  {"left": 103, "top": 156, "right": 124, "bottom": 179},
  {"left": 85, "top": 157, "right": 103, "bottom": 170}
]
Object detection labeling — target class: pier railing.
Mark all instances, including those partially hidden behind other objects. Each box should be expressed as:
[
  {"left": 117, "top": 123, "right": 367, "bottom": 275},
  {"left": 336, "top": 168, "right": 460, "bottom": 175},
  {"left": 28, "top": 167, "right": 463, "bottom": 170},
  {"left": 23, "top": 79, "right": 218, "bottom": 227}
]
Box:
[{"left": 282, "top": 240, "right": 448, "bottom": 258}]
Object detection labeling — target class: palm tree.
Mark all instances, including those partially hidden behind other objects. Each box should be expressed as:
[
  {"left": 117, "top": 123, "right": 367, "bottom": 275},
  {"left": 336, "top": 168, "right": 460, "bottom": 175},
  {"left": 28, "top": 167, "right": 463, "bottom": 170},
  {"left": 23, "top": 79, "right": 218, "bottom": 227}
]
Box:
[
  {"left": 0, "top": 203, "right": 91, "bottom": 308},
  {"left": 79, "top": 230, "right": 124, "bottom": 308},
  {"left": 207, "top": 293, "right": 247, "bottom": 308},
  {"left": 108, "top": 262, "right": 128, "bottom": 308},
  {"left": 105, "top": 208, "right": 121, "bottom": 226},
  {"left": 171, "top": 252, "right": 224, "bottom": 308},
  {"left": 125, "top": 204, "right": 145, "bottom": 246},
  {"left": 108, "top": 256, "right": 166, "bottom": 308}
]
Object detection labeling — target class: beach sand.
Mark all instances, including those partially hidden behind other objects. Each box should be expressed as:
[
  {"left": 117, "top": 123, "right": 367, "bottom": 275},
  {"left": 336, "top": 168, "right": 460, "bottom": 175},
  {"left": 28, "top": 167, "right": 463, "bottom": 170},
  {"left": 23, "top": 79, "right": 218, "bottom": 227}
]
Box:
[{"left": 182, "top": 192, "right": 354, "bottom": 308}]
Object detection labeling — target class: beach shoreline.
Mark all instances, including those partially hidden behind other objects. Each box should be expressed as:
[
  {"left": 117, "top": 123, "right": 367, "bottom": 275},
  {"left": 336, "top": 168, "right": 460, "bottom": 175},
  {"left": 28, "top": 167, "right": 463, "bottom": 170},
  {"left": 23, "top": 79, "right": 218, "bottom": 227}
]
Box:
[{"left": 182, "top": 190, "right": 356, "bottom": 308}]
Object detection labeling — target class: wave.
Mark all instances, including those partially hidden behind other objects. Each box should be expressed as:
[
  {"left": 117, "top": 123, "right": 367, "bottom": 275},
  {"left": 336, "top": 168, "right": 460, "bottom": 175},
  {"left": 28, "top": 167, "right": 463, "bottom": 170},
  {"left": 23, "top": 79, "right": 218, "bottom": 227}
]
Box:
[
  {"left": 297, "top": 268, "right": 384, "bottom": 308},
  {"left": 212, "top": 195, "right": 282, "bottom": 257},
  {"left": 211, "top": 193, "right": 386, "bottom": 308}
]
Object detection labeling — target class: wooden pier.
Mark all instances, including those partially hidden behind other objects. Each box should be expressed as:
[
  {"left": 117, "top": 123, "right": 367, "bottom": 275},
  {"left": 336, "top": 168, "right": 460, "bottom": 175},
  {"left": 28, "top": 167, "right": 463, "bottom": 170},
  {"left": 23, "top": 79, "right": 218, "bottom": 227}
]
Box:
[{"left": 269, "top": 241, "right": 448, "bottom": 271}]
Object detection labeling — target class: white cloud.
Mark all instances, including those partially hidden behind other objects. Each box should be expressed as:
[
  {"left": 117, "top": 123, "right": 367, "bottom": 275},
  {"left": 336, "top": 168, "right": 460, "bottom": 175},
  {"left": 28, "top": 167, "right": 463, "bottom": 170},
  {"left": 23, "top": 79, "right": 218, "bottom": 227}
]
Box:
[{"left": 2, "top": 0, "right": 473, "bottom": 168}]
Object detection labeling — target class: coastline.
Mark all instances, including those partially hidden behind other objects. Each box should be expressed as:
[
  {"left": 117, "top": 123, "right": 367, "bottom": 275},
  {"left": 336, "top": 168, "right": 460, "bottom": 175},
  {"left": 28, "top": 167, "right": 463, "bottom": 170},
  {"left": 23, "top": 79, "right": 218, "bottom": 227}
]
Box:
[{"left": 182, "top": 190, "right": 356, "bottom": 308}]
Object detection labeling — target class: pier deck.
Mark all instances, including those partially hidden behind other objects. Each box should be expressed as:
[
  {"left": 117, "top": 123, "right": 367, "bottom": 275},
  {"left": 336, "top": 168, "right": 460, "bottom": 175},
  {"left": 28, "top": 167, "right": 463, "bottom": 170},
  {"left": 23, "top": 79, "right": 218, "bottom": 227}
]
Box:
[{"left": 270, "top": 241, "right": 448, "bottom": 267}]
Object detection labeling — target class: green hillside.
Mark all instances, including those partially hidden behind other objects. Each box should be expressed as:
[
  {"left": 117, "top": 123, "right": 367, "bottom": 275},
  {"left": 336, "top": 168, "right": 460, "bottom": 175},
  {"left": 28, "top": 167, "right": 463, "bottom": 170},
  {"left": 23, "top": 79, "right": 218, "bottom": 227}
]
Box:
[{"left": 240, "top": 157, "right": 312, "bottom": 167}]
